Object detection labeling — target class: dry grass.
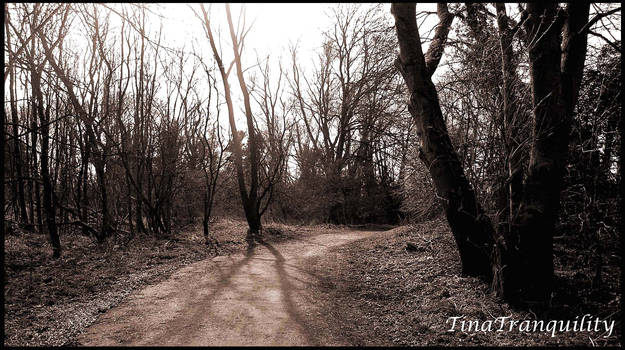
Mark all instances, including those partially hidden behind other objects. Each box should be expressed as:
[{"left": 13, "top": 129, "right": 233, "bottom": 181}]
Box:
[{"left": 302, "top": 217, "right": 621, "bottom": 346}]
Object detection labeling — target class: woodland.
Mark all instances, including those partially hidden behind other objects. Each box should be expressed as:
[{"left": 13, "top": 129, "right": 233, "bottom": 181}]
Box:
[{"left": 2, "top": 2, "right": 622, "bottom": 346}]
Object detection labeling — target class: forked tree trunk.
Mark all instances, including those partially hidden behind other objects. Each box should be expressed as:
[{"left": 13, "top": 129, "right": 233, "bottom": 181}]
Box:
[
  {"left": 200, "top": 4, "right": 263, "bottom": 241},
  {"left": 391, "top": 3, "right": 494, "bottom": 279},
  {"left": 492, "top": 3, "right": 565, "bottom": 306},
  {"left": 226, "top": 4, "right": 263, "bottom": 238}
]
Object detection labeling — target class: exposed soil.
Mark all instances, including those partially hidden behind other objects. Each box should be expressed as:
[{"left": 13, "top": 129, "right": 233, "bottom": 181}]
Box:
[{"left": 76, "top": 229, "right": 376, "bottom": 346}]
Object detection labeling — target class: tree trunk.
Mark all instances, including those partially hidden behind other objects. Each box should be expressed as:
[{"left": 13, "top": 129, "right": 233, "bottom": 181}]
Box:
[
  {"left": 493, "top": 3, "right": 591, "bottom": 306},
  {"left": 392, "top": 3, "right": 494, "bottom": 279},
  {"left": 203, "top": 191, "right": 210, "bottom": 245},
  {"left": 32, "top": 69, "right": 61, "bottom": 258},
  {"left": 1, "top": 75, "right": 4, "bottom": 241},
  {"left": 32, "top": 120, "right": 44, "bottom": 232},
  {"left": 94, "top": 155, "right": 112, "bottom": 242},
  {"left": 244, "top": 200, "right": 262, "bottom": 236},
  {"left": 79, "top": 138, "right": 91, "bottom": 236},
  {"left": 27, "top": 143, "right": 35, "bottom": 229},
  {"left": 127, "top": 176, "right": 134, "bottom": 236},
  {"left": 8, "top": 61, "right": 29, "bottom": 228},
  {"left": 135, "top": 170, "right": 146, "bottom": 234}
]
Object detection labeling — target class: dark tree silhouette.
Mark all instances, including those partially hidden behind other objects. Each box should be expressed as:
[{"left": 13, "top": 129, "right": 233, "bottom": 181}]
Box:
[{"left": 392, "top": 2, "right": 596, "bottom": 307}]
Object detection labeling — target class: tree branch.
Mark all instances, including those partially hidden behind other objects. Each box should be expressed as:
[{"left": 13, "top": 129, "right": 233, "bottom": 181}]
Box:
[{"left": 424, "top": 3, "right": 454, "bottom": 77}]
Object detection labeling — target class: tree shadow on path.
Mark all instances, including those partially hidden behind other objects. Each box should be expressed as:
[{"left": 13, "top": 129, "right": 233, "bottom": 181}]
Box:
[
  {"left": 149, "top": 243, "right": 257, "bottom": 345},
  {"left": 258, "top": 239, "right": 322, "bottom": 346}
]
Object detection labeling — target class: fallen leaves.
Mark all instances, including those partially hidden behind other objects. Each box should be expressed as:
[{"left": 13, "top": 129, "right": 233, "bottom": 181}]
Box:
[{"left": 301, "top": 216, "right": 622, "bottom": 346}]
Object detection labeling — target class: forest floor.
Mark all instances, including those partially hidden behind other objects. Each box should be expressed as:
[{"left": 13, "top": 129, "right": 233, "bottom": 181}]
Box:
[
  {"left": 304, "top": 217, "right": 621, "bottom": 346},
  {"left": 4, "top": 217, "right": 621, "bottom": 346}
]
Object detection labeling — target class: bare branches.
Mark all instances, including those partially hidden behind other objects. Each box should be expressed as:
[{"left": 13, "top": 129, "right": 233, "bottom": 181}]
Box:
[
  {"left": 3, "top": 3, "right": 66, "bottom": 80},
  {"left": 577, "top": 6, "right": 621, "bottom": 37}
]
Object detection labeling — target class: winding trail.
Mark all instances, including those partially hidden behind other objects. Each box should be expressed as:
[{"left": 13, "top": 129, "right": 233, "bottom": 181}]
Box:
[{"left": 77, "top": 230, "right": 377, "bottom": 346}]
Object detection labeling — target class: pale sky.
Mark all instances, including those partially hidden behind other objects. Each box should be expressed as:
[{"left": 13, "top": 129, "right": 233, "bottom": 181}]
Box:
[
  {"left": 191, "top": 3, "right": 336, "bottom": 58},
  {"left": 155, "top": 4, "right": 353, "bottom": 64}
]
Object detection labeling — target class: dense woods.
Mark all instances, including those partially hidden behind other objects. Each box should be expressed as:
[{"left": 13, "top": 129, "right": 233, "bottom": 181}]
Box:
[
  {"left": 392, "top": 3, "right": 620, "bottom": 307},
  {"left": 3, "top": 1, "right": 621, "bottom": 318}
]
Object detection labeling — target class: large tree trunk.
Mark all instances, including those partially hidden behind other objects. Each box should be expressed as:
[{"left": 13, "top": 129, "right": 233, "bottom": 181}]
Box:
[
  {"left": 243, "top": 200, "right": 262, "bottom": 237},
  {"left": 391, "top": 3, "right": 494, "bottom": 279},
  {"left": 493, "top": 3, "right": 591, "bottom": 307}
]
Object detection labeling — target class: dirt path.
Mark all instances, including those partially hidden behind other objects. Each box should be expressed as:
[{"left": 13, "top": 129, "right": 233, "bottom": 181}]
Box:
[{"left": 77, "top": 230, "right": 377, "bottom": 346}]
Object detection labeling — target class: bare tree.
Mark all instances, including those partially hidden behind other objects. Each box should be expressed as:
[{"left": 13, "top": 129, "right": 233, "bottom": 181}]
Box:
[
  {"left": 287, "top": 4, "right": 405, "bottom": 224},
  {"left": 180, "top": 56, "right": 226, "bottom": 245},
  {"left": 198, "top": 4, "right": 275, "bottom": 240}
]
